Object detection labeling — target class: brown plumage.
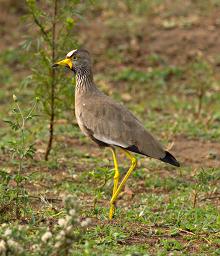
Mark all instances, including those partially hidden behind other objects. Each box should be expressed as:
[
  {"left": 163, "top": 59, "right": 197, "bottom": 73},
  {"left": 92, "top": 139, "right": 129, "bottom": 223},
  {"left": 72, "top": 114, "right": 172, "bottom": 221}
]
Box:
[
  {"left": 53, "top": 49, "right": 180, "bottom": 219},
  {"left": 76, "top": 90, "right": 165, "bottom": 159}
]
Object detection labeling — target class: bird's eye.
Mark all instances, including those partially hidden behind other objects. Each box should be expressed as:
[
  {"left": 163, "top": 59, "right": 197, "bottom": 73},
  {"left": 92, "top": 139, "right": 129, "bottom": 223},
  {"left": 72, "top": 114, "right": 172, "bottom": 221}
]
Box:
[{"left": 73, "top": 56, "right": 77, "bottom": 60}]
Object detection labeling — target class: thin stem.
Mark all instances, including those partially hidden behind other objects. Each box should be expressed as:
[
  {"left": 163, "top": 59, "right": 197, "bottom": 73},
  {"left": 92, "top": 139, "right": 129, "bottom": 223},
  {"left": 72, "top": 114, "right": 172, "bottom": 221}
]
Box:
[
  {"left": 14, "top": 99, "right": 38, "bottom": 218},
  {"left": 26, "top": 100, "right": 38, "bottom": 120},
  {"left": 45, "top": 0, "right": 58, "bottom": 161},
  {"left": 28, "top": 5, "right": 52, "bottom": 47},
  {"left": 16, "top": 101, "right": 25, "bottom": 172},
  {"left": 197, "top": 85, "right": 204, "bottom": 118},
  {"left": 16, "top": 102, "right": 25, "bottom": 130},
  {"left": 15, "top": 101, "right": 26, "bottom": 218}
]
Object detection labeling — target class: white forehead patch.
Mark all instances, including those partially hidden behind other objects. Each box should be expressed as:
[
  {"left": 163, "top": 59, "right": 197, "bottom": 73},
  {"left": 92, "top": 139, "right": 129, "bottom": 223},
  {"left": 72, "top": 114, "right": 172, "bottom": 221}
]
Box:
[{"left": 66, "top": 49, "right": 78, "bottom": 58}]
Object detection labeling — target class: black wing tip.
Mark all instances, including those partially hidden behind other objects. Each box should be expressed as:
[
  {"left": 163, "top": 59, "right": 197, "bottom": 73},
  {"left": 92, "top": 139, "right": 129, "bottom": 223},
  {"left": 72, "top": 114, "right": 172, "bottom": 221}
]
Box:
[{"left": 160, "top": 151, "right": 180, "bottom": 167}]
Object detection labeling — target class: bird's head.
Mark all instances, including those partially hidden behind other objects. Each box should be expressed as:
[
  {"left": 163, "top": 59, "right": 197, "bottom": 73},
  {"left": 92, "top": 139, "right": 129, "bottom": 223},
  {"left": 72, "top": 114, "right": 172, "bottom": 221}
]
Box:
[{"left": 52, "top": 49, "right": 92, "bottom": 75}]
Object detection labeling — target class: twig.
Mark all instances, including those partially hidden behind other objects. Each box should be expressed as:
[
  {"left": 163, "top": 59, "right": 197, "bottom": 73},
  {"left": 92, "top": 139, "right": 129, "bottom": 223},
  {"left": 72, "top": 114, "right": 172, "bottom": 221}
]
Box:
[
  {"left": 45, "top": 0, "right": 58, "bottom": 160},
  {"left": 27, "top": 1, "right": 52, "bottom": 47},
  {"left": 32, "top": 14, "right": 52, "bottom": 47},
  {"left": 192, "top": 190, "right": 198, "bottom": 208},
  {"left": 178, "top": 228, "right": 212, "bottom": 245},
  {"left": 28, "top": 195, "right": 62, "bottom": 203},
  {"left": 197, "top": 84, "right": 205, "bottom": 118},
  {"left": 178, "top": 228, "right": 195, "bottom": 236},
  {"left": 200, "top": 195, "right": 220, "bottom": 201}
]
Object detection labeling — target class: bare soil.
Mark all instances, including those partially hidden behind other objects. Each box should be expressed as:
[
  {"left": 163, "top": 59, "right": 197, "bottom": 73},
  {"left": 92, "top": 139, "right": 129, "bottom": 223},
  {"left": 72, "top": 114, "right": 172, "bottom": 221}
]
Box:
[{"left": 173, "top": 135, "right": 220, "bottom": 168}]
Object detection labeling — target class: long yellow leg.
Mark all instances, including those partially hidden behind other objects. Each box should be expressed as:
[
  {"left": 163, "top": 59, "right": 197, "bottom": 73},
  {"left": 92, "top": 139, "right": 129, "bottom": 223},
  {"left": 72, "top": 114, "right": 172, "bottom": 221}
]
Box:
[
  {"left": 109, "top": 147, "right": 120, "bottom": 220},
  {"left": 109, "top": 148, "right": 137, "bottom": 220}
]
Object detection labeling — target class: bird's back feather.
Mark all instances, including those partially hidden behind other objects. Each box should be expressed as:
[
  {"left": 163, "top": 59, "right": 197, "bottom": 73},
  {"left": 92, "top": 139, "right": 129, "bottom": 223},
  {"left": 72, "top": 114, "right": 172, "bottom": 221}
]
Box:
[{"left": 75, "top": 89, "right": 168, "bottom": 161}]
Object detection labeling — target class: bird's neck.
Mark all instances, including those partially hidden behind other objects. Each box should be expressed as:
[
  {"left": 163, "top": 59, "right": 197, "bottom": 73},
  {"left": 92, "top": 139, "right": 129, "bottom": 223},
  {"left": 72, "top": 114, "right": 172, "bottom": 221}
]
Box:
[{"left": 75, "top": 68, "right": 95, "bottom": 93}]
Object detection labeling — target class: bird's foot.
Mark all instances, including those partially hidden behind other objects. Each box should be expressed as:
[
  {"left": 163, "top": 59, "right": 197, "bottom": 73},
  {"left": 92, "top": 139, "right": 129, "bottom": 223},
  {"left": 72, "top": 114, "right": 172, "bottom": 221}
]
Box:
[{"left": 109, "top": 203, "right": 115, "bottom": 220}]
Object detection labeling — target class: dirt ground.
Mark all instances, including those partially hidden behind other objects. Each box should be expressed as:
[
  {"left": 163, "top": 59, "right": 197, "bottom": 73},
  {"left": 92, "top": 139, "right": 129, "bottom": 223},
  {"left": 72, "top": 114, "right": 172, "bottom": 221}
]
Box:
[
  {"left": 0, "top": 0, "right": 219, "bottom": 186},
  {"left": 0, "top": 0, "right": 220, "bottom": 192},
  {"left": 1, "top": 1, "right": 220, "bottom": 161},
  {"left": 0, "top": 1, "right": 220, "bottom": 254}
]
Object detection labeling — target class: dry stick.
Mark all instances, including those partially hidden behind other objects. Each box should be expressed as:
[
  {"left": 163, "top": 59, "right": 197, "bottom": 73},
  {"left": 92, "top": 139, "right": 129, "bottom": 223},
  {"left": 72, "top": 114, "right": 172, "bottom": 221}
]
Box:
[
  {"left": 201, "top": 195, "right": 220, "bottom": 201},
  {"left": 197, "top": 84, "right": 205, "bottom": 118},
  {"left": 28, "top": 195, "right": 62, "bottom": 203},
  {"left": 178, "top": 228, "right": 212, "bottom": 245},
  {"left": 192, "top": 190, "right": 197, "bottom": 208},
  {"left": 45, "top": 0, "right": 58, "bottom": 160}
]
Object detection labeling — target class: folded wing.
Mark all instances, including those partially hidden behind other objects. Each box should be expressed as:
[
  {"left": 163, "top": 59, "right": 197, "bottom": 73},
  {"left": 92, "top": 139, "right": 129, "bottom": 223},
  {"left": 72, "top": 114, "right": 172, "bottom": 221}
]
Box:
[{"left": 77, "top": 94, "right": 166, "bottom": 160}]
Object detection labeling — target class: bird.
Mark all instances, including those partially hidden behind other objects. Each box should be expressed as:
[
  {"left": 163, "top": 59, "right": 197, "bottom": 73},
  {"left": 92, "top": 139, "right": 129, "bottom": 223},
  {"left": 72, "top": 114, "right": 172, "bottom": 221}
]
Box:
[{"left": 53, "top": 49, "right": 180, "bottom": 220}]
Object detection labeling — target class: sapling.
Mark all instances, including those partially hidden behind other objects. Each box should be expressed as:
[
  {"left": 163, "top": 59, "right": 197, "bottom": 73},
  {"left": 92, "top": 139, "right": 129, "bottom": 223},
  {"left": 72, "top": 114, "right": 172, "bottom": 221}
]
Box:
[
  {"left": 3, "top": 95, "right": 39, "bottom": 219},
  {"left": 25, "top": 0, "right": 79, "bottom": 160},
  {"left": 189, "top": 56, "right": 214, "bottom": 118}
]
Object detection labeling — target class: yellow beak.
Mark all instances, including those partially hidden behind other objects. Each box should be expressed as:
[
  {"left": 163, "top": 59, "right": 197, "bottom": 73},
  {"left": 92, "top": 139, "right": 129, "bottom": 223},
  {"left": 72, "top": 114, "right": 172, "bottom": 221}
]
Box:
[{"left": 52, "top": 58, "right": 73, "bottom": 70}]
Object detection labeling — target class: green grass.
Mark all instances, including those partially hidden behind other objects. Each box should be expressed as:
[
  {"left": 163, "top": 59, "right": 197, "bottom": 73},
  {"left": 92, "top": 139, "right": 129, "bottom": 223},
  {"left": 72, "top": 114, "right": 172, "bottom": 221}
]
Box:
[{"left": 0, "top": 0, "right": 220, "bottom": 255}]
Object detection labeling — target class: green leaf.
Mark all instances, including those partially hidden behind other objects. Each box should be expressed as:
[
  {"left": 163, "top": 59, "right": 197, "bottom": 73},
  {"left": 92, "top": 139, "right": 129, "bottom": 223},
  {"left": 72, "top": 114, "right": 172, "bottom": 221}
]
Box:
[{"left": 3, "top": 120, "right": 20, "bottom": 131}]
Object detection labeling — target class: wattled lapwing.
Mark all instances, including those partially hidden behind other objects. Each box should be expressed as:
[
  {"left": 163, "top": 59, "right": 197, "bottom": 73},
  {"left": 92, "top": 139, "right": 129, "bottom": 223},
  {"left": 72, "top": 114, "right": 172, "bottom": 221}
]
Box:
[{"left": 53, "top": 49, "right": 180, "bottom": 220}]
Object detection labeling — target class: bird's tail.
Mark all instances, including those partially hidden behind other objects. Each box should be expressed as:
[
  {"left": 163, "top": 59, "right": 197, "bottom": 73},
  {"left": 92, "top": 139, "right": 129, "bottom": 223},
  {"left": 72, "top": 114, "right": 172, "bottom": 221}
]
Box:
[{"left": 160, "top": 151, "right": 180, "bottom": 167}]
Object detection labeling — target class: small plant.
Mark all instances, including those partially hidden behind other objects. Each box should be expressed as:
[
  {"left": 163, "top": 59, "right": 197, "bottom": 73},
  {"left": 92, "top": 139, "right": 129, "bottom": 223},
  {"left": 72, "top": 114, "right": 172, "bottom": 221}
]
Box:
[
  {"left": 188, "top": 56, "right": 214, "bottom": 118},
  {"left": 51, "top": 195, "right": 91, "bottom": 255},
  {"left": 24, "top": 0, "right": 80, "bottom": 160},
  {"left": 161, "top": 239, "right": 183, "bottom": 251},
  {"left": 89, "top": 167, "right": 113, "bottom": 212},
  {"left": 192, "top": 168, "right": 218, "bottom": 208},
  {"left": 0, "top": 195, "right": 90, "bottom": 255},
  {"left": 2, "top": 95, "right": 39, "bottom": 219}
]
